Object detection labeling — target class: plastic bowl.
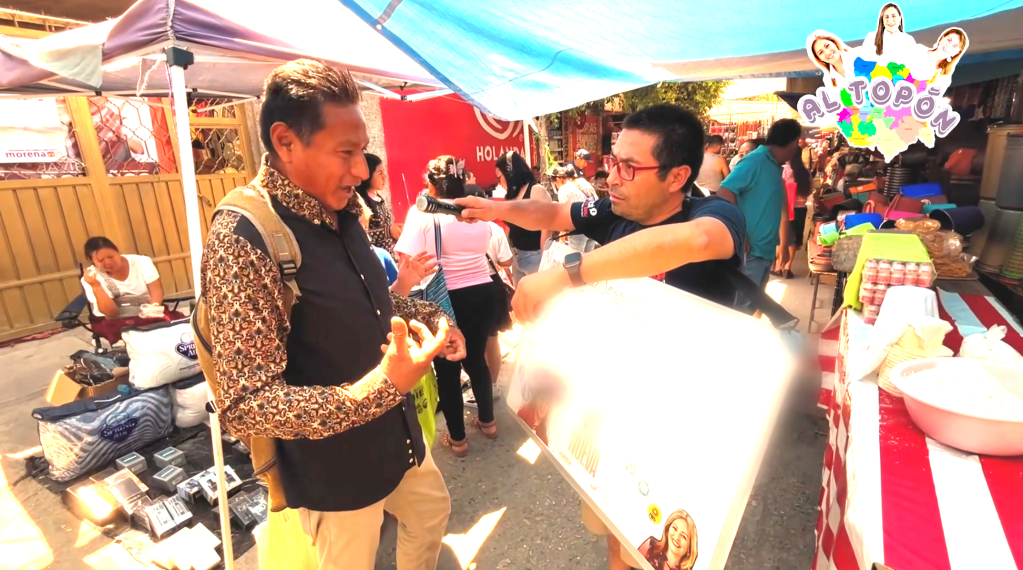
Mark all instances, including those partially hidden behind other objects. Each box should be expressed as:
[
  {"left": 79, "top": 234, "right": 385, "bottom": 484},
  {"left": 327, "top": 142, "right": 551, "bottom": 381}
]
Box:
[{"left": 890, "top": 358, "right": 1023, "bottom": 456}]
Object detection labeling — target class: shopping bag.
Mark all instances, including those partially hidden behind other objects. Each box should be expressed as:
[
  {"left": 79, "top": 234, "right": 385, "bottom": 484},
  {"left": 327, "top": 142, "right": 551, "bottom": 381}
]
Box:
[
  {"left": 255, "top": 509, "right": 318, "bottom": 570},
  {"left": 409, "top": 215, "right": 458, "bottom": 325},
  {"left": 412, "top": 367, "right": 439, "bottom": 447}
]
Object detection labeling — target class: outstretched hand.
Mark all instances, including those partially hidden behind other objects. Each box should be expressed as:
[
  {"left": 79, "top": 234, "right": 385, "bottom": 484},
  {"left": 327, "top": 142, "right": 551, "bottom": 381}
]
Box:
[
  {"left": 511, "top": 266, "right": 571, "bottom": 324},
  {"left": 452, "top": 196, "right": 498, "bottom": 223},
  {"left": 380, "top": 317, "right": 451, "bottom": 393}
]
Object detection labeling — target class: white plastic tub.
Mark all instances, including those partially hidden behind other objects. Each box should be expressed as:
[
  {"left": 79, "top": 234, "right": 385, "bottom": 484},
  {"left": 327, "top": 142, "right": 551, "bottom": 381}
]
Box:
[{"left": 889, "top": 358, "right": 1023, "bottom": 456}]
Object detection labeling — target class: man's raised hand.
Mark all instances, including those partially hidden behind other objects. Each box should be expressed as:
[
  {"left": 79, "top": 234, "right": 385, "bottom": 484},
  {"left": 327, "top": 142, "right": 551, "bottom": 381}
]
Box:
[{"left": 379, "top": 317, "right": 451, "bottom": 393}]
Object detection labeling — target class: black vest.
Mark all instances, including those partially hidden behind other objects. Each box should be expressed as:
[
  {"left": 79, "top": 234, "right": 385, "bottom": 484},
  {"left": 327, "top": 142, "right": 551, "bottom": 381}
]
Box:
[{"left": 242, "top": 201, "right": 426, "bottom": 512}]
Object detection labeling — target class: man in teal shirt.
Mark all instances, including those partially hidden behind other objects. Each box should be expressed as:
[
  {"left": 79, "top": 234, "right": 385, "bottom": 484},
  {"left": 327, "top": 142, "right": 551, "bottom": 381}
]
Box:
[{"left": 718, "top": 119, "right": 800, "bottom": 312}]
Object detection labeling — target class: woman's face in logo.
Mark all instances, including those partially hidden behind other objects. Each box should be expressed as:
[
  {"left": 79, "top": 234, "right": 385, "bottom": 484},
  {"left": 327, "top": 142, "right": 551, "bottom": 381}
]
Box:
[
  {"left": 939, "top": 33, "right": 962, "bottom": 59},
  {"left": 813, "top": 39, "right": 840, "bottom": 65},
  {"left": 882, "top": 7, "right": 901, "bottom": 33},
  {"left": 667, "top": 520, "right": 690, "bottom": 558}
]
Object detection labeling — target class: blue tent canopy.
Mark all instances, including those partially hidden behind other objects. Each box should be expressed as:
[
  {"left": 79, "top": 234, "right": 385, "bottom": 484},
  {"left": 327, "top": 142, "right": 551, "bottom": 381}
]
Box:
[{"left": 339, "top": 0, "right": 1023, "bottom": 119}]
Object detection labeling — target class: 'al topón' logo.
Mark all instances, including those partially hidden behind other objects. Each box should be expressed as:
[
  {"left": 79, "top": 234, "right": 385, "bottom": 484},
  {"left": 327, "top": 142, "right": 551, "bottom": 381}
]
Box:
[{"left": 474, "top": 108, "right": 522, "bottom": 140}]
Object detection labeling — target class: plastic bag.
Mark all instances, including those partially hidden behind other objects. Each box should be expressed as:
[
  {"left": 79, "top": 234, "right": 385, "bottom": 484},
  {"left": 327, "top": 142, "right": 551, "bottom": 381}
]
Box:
[
  {"left": 959, "top": 326, "right": 1023, "bottom": 366},
  {"left": 122, "top": 319, "right": 201, "bottom": 389},
  {"left": 412, "top": 368, "right": 439, "bottom": 447},
  {"left": 255, "top": 509, "right": 318, "bottom": 570},
  {"left": 170, "top": 374, "right": 210, "bottom": 428}
]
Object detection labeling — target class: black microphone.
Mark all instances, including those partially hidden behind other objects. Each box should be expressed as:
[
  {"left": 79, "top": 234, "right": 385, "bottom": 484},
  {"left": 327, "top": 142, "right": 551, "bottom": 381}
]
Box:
[{"left": 417, "top": 195, "right": 465, "bottom": 216}]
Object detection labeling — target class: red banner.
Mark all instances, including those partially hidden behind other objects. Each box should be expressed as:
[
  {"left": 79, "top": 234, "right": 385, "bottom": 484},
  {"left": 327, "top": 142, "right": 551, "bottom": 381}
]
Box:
[{"left": 379, "top": 94, "right": 524, "bottom": 221}]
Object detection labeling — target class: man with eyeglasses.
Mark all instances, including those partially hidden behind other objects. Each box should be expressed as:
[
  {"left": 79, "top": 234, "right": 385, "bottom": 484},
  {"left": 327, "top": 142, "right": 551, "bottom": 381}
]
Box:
[
  {"left": 456, "top": 103, "right": 744, "bottom": 568},
  {"left": 457, "top": 103, "right": 745, "bottom": 315}
]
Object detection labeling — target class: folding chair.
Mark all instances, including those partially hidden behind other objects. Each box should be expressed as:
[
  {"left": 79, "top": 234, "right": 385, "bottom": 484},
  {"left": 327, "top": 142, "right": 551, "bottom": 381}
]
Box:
[{"left": 54, "top": 264, "right": 194, "bottom": 352}]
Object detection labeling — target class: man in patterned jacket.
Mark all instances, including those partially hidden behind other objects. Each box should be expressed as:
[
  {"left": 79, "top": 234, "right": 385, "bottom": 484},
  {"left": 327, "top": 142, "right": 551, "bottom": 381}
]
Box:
[{"left": 200, "top": 59, "right": 465, "bottom": 570}]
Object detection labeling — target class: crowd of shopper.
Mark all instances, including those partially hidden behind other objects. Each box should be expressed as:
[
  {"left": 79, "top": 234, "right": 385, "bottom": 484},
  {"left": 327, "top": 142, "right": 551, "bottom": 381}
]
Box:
[{"left": 190, "top": 58, "right": 816, "bottom": 570}]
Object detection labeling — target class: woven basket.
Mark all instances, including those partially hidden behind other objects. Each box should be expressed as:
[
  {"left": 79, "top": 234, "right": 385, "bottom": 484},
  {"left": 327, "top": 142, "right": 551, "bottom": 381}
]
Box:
[
  {"left": 832, "top": 235, "right": 864, "bottom": 273},
  {"left": 878, "top": 330, "right": 953, "bottom": 395}
]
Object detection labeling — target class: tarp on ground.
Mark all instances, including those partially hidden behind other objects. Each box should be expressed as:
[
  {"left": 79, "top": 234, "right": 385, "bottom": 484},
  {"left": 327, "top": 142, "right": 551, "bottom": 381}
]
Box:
[
  {"left": 339, "top": 0, "right": 1023, "bottom": 119},
  {"left": 0, "top": 0, "right": 442, "bottom": 97}
]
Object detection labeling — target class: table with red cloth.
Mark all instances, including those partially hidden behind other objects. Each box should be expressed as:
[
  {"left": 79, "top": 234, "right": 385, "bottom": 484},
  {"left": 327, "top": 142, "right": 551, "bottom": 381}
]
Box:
[{"left": 814, "top": 287, "right": 1023, "bottom": 570}]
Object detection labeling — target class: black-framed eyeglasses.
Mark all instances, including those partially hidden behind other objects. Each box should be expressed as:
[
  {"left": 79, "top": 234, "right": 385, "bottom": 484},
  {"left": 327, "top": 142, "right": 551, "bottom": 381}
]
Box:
[{"left": 602, "top": 156, "right": 661, "bottom": 182}]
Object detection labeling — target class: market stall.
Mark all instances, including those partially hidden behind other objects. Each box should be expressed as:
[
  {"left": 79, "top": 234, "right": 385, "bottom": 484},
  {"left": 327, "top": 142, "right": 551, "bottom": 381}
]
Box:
[
  {"left": 0, "top": 1, "right": 452, "bottom": 566},
  {"left": 814, "top": 286, "right": 1023, "bottom": 570}
]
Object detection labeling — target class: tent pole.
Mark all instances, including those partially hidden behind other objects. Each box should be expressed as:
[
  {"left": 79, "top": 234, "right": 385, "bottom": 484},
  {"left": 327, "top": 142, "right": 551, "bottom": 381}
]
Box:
[
  {"left": 165, "top": 46, "right": 236, "bottom": 570},
  {"left": 522, "top": 120, "right": 531, "bottom": 167}
]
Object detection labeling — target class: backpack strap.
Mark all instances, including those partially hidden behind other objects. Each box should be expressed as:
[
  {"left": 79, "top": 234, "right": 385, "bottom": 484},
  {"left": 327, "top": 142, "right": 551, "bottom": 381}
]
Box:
[{"left": 216, "top": 186, "right": 302, "bottom": 311}]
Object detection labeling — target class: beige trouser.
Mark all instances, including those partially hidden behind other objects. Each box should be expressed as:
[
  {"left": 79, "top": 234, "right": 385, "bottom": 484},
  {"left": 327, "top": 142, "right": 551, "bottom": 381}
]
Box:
[
  {"left": 298, "top": 448, "right": 451, "bottom": 570},
  {"left": 580, "top": 501, "right": 644, "bottom": 568}
]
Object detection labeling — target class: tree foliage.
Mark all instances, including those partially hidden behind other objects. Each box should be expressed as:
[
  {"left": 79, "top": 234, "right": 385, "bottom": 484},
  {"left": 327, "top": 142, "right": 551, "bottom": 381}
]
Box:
[
  {"left": 610, "top": 80, "right": 731, "bottom": 117},
  {"left": 548, "top": 80, "right": 731, "bottom": 128}
]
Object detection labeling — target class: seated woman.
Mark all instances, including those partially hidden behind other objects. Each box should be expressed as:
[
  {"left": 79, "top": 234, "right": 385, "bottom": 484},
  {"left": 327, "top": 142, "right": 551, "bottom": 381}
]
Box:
[{"left": 82, "top": 236, "right": 164, "bottom": 318}]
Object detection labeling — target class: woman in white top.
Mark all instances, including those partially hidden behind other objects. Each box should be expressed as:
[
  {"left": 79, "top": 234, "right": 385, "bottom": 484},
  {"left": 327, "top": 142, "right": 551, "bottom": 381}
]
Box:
[
  {"left": 864, "top": 3, "right": 916, "bottom": 59},
  {"left": 809, "top": 32, "right": 854, "bottom": 88},
  {"left": 81, "top": 236, "right": 163, "bottom": 318},
  {"left": 913, "top": 28, "right": 968, "bottom": 92},
  {"left": 395, "top": 155, "right": 501, "bottom": 456}
]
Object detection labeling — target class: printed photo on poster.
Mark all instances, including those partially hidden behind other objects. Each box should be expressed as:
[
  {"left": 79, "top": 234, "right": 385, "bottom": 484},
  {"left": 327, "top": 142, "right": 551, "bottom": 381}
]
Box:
[
  {"left": 514, "top": 363, "right": 567, "bottom": 446},
  {"left": 637, "top": 509, "right": 699, "bottom": 570},
  {"left": 798, "top": 3, "right": 968, "bottom": 161},
  {"left": 0, "top": 98, "right": 69, "bottom": 163}
]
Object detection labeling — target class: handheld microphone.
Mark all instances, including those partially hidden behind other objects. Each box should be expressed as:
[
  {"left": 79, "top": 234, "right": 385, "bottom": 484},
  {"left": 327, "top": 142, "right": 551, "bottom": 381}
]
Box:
[{"left": 417, "top": 195, "right": 466, "bottom": 216}]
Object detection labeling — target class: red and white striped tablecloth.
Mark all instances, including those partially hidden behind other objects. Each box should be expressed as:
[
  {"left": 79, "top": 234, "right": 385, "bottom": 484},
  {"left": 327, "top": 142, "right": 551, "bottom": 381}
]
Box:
[{"left": 814, "top": 290, "right": 1023, "bottom": 570}]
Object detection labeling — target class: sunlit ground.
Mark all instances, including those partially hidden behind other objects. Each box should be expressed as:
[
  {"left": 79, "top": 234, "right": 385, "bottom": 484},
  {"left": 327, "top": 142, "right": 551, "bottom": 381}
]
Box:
[
  {"left": 515, "top": 438, "right": 542, "bottom": 464},
  {"left": 0, "top": 445, "right": 145, "bottom": 570},
  {"left": 0, "top": 463, "right": 54, "bottom": 570},
  {"left": 442, "top": 507, "right": 507, "bottom": 570},
  {"left": 765, "top": 279, "right": 788, "bottom": 306}
]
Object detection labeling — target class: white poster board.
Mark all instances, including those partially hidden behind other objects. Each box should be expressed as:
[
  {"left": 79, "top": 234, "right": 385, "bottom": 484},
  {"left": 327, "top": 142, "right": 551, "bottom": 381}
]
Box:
[
  {"left": 506, "top": 243, "right": 794, "bottom": 570},
  {"left": 0, "top": 99, "right": 68, "bottom": 163}
]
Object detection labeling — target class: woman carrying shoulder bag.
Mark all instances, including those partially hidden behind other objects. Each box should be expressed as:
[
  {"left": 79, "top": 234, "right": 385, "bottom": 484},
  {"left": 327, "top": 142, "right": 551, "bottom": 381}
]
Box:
[{"left": 394, "top": 155, "right": 501, "bottom": 457}]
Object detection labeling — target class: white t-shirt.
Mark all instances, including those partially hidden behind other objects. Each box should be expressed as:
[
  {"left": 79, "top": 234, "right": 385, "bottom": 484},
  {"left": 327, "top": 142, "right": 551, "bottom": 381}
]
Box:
[
  {"left": 83, "top": 254, "right": 159, "bottom": 317},
  {"left": 395, "top": 207, "right": 493, "bottom": 291},
  {"left": 486, "top": 222, "right": 513, "bottom": 275},
  {"left": 863, "top": 30, "right": 916, "bottom": 61}
]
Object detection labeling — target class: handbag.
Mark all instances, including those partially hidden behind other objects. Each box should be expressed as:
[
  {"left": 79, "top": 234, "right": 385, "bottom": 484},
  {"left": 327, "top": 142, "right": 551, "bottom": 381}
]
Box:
[
  {"left": 33, "top": 386, "right": 173, "bottom": 482},
  {"left": 885, "top": 194, "right": 925, "bottom": 218},
  {"left": 409, "top": 215, "right": 457, "bottom": 325},
  {"left": 487, "top": 254, "right": 515, "bottom": 312}
]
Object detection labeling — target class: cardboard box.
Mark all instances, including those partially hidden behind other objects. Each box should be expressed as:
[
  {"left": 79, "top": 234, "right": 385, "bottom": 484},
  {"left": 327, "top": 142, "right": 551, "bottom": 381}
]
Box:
[
  {"left": 115, "top": 452, "right": 148, "bottom": 475},
  {"left": 45, "top": 367, "right": 129, "bottom": 406},
  {"left": 63, "top": 480, "right": 123, "bottom": 526},
  {"left": 154, "top": 447, "right": 186, "bottom": 469},
  {"left": 45, "top": 370, "right": 80, "bottom": 406},
  {"left": 153, "top": 465, "right": 187, "bottom": 492}
]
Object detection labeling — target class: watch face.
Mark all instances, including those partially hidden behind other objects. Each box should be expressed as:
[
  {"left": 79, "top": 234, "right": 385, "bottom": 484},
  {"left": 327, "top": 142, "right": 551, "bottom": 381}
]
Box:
[{"left": 565, "top": 252, "right": 582, "bottom": 266}]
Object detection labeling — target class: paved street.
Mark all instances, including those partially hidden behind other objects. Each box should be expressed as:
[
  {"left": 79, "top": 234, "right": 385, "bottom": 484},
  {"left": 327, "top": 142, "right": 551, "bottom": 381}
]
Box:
[{"left": 0, "top": 257, "right": 833, "bottom": 570}]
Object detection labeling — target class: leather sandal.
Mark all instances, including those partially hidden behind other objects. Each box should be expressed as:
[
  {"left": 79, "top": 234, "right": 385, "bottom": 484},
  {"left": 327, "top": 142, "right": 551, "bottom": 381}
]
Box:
[
  {"left": 472, "top": 416, "right": 499, "bottom": 440},
  {"left": 441, "top": 432, "right": 468, "bottom": 457}
]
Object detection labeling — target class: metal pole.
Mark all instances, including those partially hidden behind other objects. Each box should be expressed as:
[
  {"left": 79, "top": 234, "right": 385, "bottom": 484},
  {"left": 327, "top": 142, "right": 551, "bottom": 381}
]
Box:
[
  {"left": 165, "top": 46, "right": 235, "bottom": 570},
  {"left": 522, "top": 120, "right": 531, "bottom": 167}
]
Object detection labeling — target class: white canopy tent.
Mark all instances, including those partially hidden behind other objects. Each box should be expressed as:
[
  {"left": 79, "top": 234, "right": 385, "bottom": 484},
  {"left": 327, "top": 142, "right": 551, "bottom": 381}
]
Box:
[{"left": 0, "top": 1, "right": 454, "bottom": 564}]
